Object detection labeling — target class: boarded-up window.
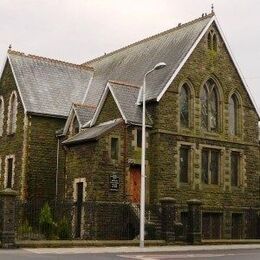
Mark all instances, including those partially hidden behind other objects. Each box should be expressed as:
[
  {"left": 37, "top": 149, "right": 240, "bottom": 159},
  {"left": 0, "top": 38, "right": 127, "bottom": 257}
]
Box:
[
  {"left": 231, "top": 152, "right": 240, "bottom": 186},
  {"left": 111, "top": 137, "right": 119, "bottom": 160},
  {"left": 179, "top": 145, "right": 189, "bottom": 183}
]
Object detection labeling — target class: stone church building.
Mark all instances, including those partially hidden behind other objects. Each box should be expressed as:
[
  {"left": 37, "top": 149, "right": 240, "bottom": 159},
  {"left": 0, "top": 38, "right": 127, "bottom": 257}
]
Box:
[{"left": 0, "top": 12, "right": 259, "bottom": 240}]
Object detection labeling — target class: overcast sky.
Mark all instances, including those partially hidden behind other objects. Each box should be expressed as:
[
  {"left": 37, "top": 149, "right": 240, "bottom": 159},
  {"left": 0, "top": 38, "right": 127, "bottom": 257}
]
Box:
[{"left": 0, "top": 0, "right": 259, "bottom": 112}]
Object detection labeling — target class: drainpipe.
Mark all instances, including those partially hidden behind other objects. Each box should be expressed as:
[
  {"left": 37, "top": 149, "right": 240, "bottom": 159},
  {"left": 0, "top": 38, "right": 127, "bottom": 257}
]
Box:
[
  {"left": 55, "top": 137, "right": 60, "bottom": 201},
  {"left": 124, "top": 123, "right": 129, "bottom": 201}
]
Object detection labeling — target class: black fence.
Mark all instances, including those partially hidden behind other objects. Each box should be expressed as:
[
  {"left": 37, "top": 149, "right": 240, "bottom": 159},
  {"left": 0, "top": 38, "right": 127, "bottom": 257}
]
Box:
[{"left": 15, "top": 200, "right": 142, "bottom": 241}]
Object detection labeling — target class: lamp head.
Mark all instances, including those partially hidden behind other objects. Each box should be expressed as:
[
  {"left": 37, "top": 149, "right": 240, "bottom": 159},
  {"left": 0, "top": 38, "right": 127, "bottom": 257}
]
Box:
[{"left": 153, "top": 62, "right": 166, "bottom": 71}]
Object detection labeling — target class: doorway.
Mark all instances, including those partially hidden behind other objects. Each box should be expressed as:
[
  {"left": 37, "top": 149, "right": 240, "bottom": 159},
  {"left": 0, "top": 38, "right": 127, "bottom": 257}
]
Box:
[{"left": 129, "top": 165, "right": 141, "bottom": 203}]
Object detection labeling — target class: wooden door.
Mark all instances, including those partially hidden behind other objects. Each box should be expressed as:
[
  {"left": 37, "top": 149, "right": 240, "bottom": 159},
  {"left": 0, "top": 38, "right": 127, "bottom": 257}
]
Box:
[{"left": 130, "top": 166, "right": 141, "bottom": 203}]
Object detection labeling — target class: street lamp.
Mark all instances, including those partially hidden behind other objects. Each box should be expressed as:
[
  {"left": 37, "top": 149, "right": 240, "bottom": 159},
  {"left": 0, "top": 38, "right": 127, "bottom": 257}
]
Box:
[{"left": 140, "top": 62, "right": 166, "bottom": 248}]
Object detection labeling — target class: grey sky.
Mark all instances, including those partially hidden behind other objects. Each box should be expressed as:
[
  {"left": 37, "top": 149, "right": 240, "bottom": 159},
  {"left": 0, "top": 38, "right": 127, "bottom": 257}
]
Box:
[{"left": 0, "top": 0, "right": 259, "bottom": 112}]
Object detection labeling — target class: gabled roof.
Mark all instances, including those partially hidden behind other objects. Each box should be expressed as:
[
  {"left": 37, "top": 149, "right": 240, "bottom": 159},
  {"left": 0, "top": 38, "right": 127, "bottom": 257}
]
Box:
[
  {"left": 83, "top": 14, "right": 214, "bottom": 107},
  {"left": 63, "top": 103, "right": 96, "bottom": 135},
  {"left": 6, "top": 50, "right": 94, "bottom": 118},
  {"left": 90, "top": 81, "right": 152, "bottom": 127},
  {"left": 63, "top": 118, "right": 123, "bottom": 145}
]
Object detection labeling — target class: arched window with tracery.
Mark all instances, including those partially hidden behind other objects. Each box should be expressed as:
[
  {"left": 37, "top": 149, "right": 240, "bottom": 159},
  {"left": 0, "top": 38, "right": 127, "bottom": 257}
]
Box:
[
  {"left": 201, "top": 79, "right": 219, "bottom": 132},
  {"left": 207, "top": 30, "right": 218, "bottom": 51},
  {"left": 229, "top": 94, "right": 239, "bottom": 135},
  {"left": 0, "top": 96, "right": 4, "bottom": 136},
  {"left": 180, "top": 83, "right": 190, "bottom": 128},
  {"left": 7, "top": 91, "right": 18, "bottom": 135}
]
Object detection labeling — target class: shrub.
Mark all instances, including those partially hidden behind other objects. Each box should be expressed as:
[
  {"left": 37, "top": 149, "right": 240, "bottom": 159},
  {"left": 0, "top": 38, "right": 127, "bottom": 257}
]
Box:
[
  {"left": 57, "top": 216, "right": 71, "bottom": 240},
  {"left": 39, "top": 202, "right": 56, "bottom": 239}
]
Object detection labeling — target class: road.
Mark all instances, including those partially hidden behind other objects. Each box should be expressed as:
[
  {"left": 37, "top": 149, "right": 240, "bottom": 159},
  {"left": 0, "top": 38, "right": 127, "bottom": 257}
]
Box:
[{"left": 1, "top": 247, "right": 260, "bottom": 259}]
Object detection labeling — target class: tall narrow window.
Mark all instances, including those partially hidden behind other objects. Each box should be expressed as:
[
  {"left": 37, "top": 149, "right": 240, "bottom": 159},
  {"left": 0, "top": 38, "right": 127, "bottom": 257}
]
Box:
[
  {"left": 180, "top": 84, "right": 190, "bottom": 128},
  {"left": 207, "top": 30, "right": 218, "bottom": 52},
  {"left": 6, "top": 158, "right": 14, "bottom": 188},
  {"left": 111, "top": 137, "right": 119, "bottom": 160},
  {"left": 231, "top": 152, "right": 240, "bottom": 187},
  {"left": 179, "top": 145, "right": 190, "bottom": 183},
  {"left": 229, "top": 94, "right": 239, "bottom": 135},
  {"left": 7, "top": 91, "right": 17, "bottom": 135},
  {"left": 0, "top": 96, "right": 4, "bottom": 136},
  {"left": 201, "top": 148, "right": 220, "bottom": 185},
  {"left": 137, "top": 129, "right": 142, "bottom": 148},
  {"left": 201, "top": 79, "right": 219, "bottom": 132}
]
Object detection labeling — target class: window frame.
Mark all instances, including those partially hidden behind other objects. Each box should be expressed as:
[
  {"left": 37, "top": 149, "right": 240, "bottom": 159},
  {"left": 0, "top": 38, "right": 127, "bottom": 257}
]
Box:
[
  {"left": 201, "top": 148, "right": 221, "bottom": 186},
  {"left": 110, "top": 136, "right": 120, "bottom": 161},
  {"left": 7, "top": 91, "right": 18, "bottom": 135},
  {"left": 200, "top": 78, "right": 221, "bottom": 133},
  {"left": 0, "top": 96, "right": 4, "bottom": 137},
  {"left": 229, "top": 93, "right": 242, "bottom": 137},
  {"left": 179, "top": 145, "right": 190, "bottom": 184},
  {"left": 4, "top": 155, "right": 15, "bottom": 189}
]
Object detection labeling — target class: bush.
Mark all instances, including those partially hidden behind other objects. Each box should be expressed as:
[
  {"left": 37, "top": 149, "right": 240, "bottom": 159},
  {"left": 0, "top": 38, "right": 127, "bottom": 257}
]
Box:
[
  {"left": 57, "top": 217, "right": 71, "bottom": 240},
  {"left": 17, "top": 219, "right": 33, "bottom": 239},
  {"left": 39, "top": 203, "right": 56, "bottom": 239}
]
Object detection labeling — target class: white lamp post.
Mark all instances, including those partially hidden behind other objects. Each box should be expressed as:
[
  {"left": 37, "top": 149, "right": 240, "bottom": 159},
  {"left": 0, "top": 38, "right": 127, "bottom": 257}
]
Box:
[{"left": 140, "top": 62, "right": 166, "bottom": 248}]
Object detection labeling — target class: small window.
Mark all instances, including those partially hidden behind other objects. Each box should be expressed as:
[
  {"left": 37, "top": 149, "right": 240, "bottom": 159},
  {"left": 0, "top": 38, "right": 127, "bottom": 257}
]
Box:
[
  {"left": 6, "top": 158, "right": 14, "bottom": 188},
  {"left": 231, "top": 152, "right": 240, "bottom": 187},
  {"left": 137, "top": 129, "right": 142, "bottom": 148},
  {"left": 201, "top": 148, "right": 220, "bottom": 185},
  {"left": 111, "top": 137, "right": 119, "bottom": 160},
  {"left": 7, "top": 91, "right": 18, "bottom": 135},
  {"left": 179, "top": 145, "right": 190, "bottom": 183},
  {"left": 229, "top": 94, "right": 239, "bottom": 135},
  {"left": 72, "top": 116, "right": 80, "bottom": 135},
  {"left": 207, "top": 30, "right": 218, "bottom": 52}
]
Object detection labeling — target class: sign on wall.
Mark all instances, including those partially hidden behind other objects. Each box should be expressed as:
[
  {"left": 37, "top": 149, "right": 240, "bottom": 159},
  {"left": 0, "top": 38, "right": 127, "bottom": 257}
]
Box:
[{"left": 109, "top": 173, "right": 119, "bottom": 191}]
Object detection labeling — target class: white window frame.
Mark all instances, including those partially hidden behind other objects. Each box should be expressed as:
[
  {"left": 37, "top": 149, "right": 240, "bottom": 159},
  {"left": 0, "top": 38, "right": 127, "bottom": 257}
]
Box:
[
  {"left": 7, "top": 91, "right": 18, "bottom": 135},
  {"left": 0, "top": 96, "right": 4, "bottom": 136}
]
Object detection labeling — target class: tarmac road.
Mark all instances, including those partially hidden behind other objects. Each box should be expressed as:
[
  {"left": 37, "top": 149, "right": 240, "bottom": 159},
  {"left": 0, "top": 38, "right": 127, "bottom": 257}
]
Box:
[{"left": 1, "top": 246, "right": 260, "bottom": 259}]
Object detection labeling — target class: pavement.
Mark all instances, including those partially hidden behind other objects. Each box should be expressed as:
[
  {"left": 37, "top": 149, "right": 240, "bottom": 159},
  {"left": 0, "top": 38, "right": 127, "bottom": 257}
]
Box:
[{"left": 1, "top": 245, "right": 260, "bottom": 259}]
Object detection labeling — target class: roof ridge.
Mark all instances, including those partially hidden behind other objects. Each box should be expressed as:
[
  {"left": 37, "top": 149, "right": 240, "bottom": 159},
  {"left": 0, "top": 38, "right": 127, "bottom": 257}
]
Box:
[
  {"left": 108, "top": 80, "right": 140, "bottom": 89},
  {"left": 83, "top": 13, "right": 214, "bottom": 65},
  {"left": 73, "top": 103, "right": 96, "bottom": 109},
  {"left": 8, "top": 49, "right": 94, "bottom": 71}
]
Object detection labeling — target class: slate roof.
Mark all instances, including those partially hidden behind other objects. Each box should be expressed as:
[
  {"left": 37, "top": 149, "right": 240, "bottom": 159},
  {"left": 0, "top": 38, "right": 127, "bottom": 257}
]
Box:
[
  {"left": 73, "top": 104, "right": 96, "bottom": 126},
  {"left": 107, "top": 81, "right": 152, "bottom": 125},
  {"left": 8, "top": 51, "right": 94, "bottom": 118},
  {"left": 63, "top": 118, "right": 123, "bottom": 145},
  {"left": 83, "top": 14, "right": 214, "bottom": 107}
]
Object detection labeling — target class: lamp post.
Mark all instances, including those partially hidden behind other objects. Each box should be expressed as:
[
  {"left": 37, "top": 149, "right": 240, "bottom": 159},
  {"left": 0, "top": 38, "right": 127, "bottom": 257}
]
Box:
[{"left": 140, "top": 62, "right": 166, "bottom": 248}]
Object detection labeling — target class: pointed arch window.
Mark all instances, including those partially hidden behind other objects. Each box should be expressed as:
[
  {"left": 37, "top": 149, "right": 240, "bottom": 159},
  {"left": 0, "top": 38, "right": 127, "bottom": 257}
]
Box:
[
  {"left": 7, "top": 91, "right": 18, "bottom": 135},
  {"left": 201, "top": 79, "right": 219, "bottom": 132},
  {"left": 180, "top": 83, "right": 190, "bottom": 128},
  {"left": 0, "top": 96, "right": 4, "bottom": 136},
  {"left": 207, "top": 30, "right": 218, "bottom": 52},
  {"left": 229, "top": 94, "right": 239, "bottom": 135}
]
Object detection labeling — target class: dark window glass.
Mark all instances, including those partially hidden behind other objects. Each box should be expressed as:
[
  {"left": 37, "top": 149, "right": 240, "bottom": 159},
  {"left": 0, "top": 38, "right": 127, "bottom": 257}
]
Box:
[
  {"left": 208, "top": 32, "right": 212, "bottom": 50},
  {"left": 201, "top": 86, "right": 208, "bottom": 130},
  {"left": 202, "top": 149, "right": 220, "bottom": 185},
  {"left": 137, "top": 129, "right": 142, "bottom": 148},
  {"left": 7, "top": 158, "right": 13, "bottom": 188},
  {"left": 201, "top": 79, "right": 219, "bottom": 132},
  {"left": 180, "top": 84, "right": 189, "bottom": 128},
  {"left": 201, "top": 149, "right": 209, "bottom": 184},
  {"left": 231, "top": 152, "right": 240, "bottom": 186},
  {"left": 111, "top": 137, "right": 119, "bottom": 160},
  {"left": 180, "top": 146, "right": 189, "bottom": 183},
  {"left": 73, "top": 117, "right": 79, "bottom": 135},
  {"left": 210, "top": 150, "right": 220, "bottom": 184},
  {"left": 213, "top": 34, "right": 218, "bottom": 51},
  {"left": 229, "top": 95, "right": 238, "bottom": 135}
]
